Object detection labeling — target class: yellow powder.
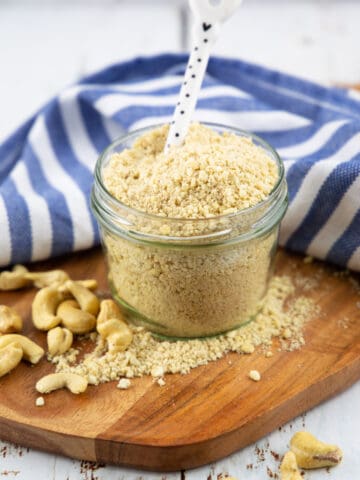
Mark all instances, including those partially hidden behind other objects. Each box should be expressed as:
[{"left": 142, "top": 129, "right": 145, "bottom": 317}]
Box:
[
  {"left": 51, "top": 275, "right": 318, "bottom": 384},
  {"left": 104, "top": 123, "right": 278, "bottom": 218},
  {"left": 100, "top": 123, "right": 282, "bottom": 338}
]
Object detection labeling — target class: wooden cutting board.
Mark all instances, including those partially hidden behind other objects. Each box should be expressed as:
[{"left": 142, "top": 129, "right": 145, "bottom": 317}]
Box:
[{"left": 0, "top": 248, "right": 359, "bottom": 472}]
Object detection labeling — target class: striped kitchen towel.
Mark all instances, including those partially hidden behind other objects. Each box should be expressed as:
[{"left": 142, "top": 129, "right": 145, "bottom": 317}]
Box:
[{"left": 0, "top": 54, "right": 359, "bottom": 270}]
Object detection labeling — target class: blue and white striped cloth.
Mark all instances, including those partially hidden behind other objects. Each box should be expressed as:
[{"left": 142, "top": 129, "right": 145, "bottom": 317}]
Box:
[{"left": 1, "top": 54, "right": 359, "bottom": 270}]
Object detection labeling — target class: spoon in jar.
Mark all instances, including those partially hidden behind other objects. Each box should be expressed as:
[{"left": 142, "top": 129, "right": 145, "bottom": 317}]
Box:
[{"left": 164, "top": 0, "right": 243, "bottom": 153}]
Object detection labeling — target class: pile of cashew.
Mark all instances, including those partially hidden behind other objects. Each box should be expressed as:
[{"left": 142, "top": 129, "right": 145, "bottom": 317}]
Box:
[
  {"left": 0, "top": 264, "right": 134, "bottom": 396},
  {"left": 32, "top": 280, "right": 99, "bottom": 338}
]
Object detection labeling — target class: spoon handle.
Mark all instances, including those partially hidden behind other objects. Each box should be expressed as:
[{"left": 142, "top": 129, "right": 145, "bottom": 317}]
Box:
[
  {"left": 165, "top": 0, "right": 243, "bottom": 153},
  {"left": 165, "top": 21, "right": 219, "bottom": 152}
]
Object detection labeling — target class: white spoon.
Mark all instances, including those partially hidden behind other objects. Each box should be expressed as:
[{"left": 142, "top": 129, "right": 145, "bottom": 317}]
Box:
[{"left": 165, "top": 0, "right": 243, "bottom": 153}]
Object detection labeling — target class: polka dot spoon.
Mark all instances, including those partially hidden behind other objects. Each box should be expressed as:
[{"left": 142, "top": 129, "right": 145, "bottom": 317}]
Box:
[{"left": 165, "top": 0, "right": 243, "bottom": 152}]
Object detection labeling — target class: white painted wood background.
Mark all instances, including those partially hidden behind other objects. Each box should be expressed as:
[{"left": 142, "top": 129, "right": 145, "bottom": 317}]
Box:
[{"left": 0, "top": 0, "right": 359, "bottom": 478}]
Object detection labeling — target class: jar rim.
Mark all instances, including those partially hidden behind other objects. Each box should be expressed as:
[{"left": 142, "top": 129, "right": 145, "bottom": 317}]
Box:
[{"left": 94, "top": 122, "right": 285, "bottom": 225}]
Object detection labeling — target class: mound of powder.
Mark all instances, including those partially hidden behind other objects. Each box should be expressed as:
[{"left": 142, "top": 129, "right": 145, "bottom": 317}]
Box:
[
  {"left": 51, "top": 275, "right": 318, "bottom": 384},
  {"left": 104, "top": 123, "right": 278, "bottom": 218}
]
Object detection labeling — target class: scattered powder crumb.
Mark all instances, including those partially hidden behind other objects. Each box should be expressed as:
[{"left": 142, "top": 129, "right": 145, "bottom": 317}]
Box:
[
  {"left": 282, "top": 328, "right": 292, "bottom": 339},
  {"left": 348, "top": 276, "right": 360, "bottom": 293},
  {"left": 157, "top": 378, "right": 166, "bottom": 387},
  {"left": 35, "top": 397, "right": 45, "bottom": 407},
  {"left": 89, "top": 332, "right": 97, "bottom": 342},
  {"left": 51, "top": 275, "right": 318, "bottom": 384},
  {"left": 151, "top": 366, "right": 165, "bottom": 378},
  {"left": 117, "top": 378, "right": 131, "bottom": 390},
  {"left": 303, "top": 256, "right": 313, "bottom": 264},
  {"left": 249, "top": 370, "right": 261, "bottom": 382},
  {"left": 333, "top": 269, "right": 350, "bottom": 278},
  {"left": 337, "top": 317, "right": 350, "bottom": 329},
  {"left": 293, "top": 270, "right": 322, "bottom": 292},
  {"left": 265, "top": 351, "right": 273, "bottom": 358}
]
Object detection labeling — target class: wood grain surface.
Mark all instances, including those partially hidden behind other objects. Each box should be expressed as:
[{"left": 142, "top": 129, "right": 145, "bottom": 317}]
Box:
[{"left": 0, "top": 248, "right": 359, "bottom": 472}]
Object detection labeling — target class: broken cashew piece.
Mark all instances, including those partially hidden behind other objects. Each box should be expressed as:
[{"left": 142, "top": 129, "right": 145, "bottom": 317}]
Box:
[
  {"left": 25, "top": 269, "right": 69, "bottom": 289},
  {"left": 97, "top": 300, "right": 133, "bottom": 352},
  {"left": 47, "top": 326, "right": 73, "bottom": 356},
  {"left": 32, "top": 286, "right": 65, "bottom": 331},
  {"left": 36, "top": 372, "right": 88, "bottom": 394},
  {"left": 63, "top": 281, "right": 100, "bottom": 316},
  {"left": 280, "top": 451, "right": 302, "bottom": 480},
  {"left": 97, "top": 299, "right": 125, "bottom": 325},
  {"left": 57, "top": 299, "right": 96, "bottom": 334},
  {"left": 290, "top": 431, "right": 343, "bottom": 469},
  {"left": 0, "top": 305, "right": 23, "bottom": 333},
  {"left": 0, "top": 265, "right": 31, "bottom": 291},
  {"left": 0, "top": 334, "right": 44, "bottom": 364},
  {"left": 0, "top": 342, "right": 23, "bottom": 377},
  {"left": 58, "top": 279, "right": 98, "bottom": 292}
]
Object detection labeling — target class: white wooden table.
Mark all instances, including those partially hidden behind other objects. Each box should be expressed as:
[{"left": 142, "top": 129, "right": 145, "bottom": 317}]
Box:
[{"left": 0, "top": 1, "right": 359, "bottom": 478}]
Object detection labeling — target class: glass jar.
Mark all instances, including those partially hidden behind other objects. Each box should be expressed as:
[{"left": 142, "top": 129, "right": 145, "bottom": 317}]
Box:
[{"left": 91, "top": 123, "right": 288, "bottom": 339}]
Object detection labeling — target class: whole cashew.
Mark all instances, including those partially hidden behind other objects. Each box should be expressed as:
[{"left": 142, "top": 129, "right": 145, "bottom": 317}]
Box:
[
  {"left": 280, "top": 451, "right": 302, "bottom": 480},
  {"left": 0, "top": 265, "right": 31, "bottom": 291},
  {"left": 0, "top": 342, "right": 23, "bottom": 377},
  {"left": 47, "top": 327, "right": 73, "bottom": 356},
  {"left": 0, "top": 334, "right": 44, "bottom": 364},
  {"left": 57, "top": 299, "right": 96, "bottom": 334},
  {"left": 36, "top": 372, "right": 88, "bottom": 394},
  {"left": 0, "top": 305, "right": 23, "bottom": 333},
  {"left": 63, "top": 281, "right": 100, "bottom": 316},
  {"left": 97, "top": 300, "right": 132, "bottom": 353},
  {"left": 25, "top": 269, "right": 69, "bottom": 289},
  {"left": 32, "top": 286, "right": 65, "bottom": 331},
  {"left": 290, "top": 431, "right": 342, "bottom": 469}
]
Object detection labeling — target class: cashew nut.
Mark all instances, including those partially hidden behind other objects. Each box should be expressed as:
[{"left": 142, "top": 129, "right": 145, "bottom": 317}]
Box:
[
  {"left": 0, "top": 305, "right": 23, "bottom": 333},
  {"left": 97, "top": 299, "right": 132, "bottom": 353},
  {"left": 36, "top": 372, "right": 88, "bottom": 394},
  {"left": 290, "top": 431, "right": 343, "bottom": 469},
  {"left": 0, "top": 265, "right": 31, "bottom": 291},
  {"left": 63, "top": 281, "right": 99, "bottom": 316},
  {"left": 32, "top": 286, "right": 65, "bottom": 331},
  {"left": 47, "top": 327, "right": 73, "bottom": 356},
  {"left": 0, "top": 342, "right": 23, "bottom": 377},
  {"left": 58, "top": 279, "right": 98, "bottom": 292},
  {"left": 57, "top": 299, "right": 96, "bottom": 334},
  {"left": 0, "top": 334, "right": 44, "bottom": 364},
  {"left": 280, "top": 451, "right": 302, "bottom": 480},
  {"left": 97, "top": 299, "right": 125, "bottom": 324},
  {"left": 25, "top": 269, "right": 69, "bottom": 288}
]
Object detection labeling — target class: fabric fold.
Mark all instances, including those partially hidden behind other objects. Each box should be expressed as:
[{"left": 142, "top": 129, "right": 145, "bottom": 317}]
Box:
[{"left": 0, "top": 54, "right": 359, "bottom": 270}]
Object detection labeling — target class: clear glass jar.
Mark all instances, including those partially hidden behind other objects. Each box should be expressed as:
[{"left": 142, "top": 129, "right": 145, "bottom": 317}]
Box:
[{"left": 91, "top": 123, "right": 288, "bottom": 339}]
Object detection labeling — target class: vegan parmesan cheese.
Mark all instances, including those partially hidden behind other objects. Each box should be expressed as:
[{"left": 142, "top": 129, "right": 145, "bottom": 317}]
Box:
[
  {"left": 96, "top": 123, "right": 285, "bottom": 338},
  {"left": 52, "top": 274, "right": 318, "bottom": 383},
  {"left": 104, "top": 123, "right": 278, "bottom": 218}
]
